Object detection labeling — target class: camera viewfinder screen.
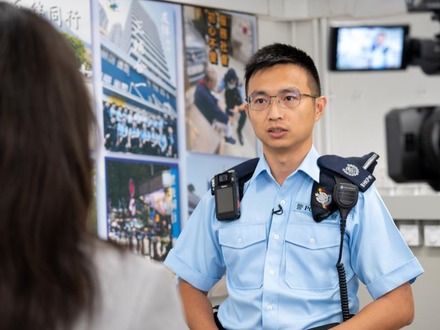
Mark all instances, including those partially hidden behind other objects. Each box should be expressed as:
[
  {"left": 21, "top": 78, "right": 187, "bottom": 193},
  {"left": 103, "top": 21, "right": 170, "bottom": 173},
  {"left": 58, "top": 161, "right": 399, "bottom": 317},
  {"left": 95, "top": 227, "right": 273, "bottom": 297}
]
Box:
[{"left": 332, "top": 25, "right": 408, "bottom": 71}]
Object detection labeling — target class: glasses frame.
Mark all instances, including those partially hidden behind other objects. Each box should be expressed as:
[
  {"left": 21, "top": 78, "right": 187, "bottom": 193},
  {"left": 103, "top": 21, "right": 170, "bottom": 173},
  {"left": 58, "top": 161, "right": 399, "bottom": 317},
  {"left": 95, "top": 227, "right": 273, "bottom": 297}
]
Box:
[{"left": 247, "top": 89, "right": 320, "bottom": 111}]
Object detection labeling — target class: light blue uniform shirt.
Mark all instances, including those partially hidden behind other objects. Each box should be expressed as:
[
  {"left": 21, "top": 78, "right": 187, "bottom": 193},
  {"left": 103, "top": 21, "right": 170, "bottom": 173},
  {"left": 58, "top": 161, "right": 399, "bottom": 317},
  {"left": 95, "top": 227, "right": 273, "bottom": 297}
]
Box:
[{"left": 165, "top": 147, "right": 424, "bottom": 329}]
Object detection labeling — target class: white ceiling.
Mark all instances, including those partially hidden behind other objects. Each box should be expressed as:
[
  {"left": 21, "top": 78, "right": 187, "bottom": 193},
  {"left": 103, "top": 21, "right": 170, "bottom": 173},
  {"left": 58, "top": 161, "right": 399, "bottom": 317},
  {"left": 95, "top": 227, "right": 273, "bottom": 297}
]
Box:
[{"left": 164, "top": 0, "right": 412, "bottom": 20}]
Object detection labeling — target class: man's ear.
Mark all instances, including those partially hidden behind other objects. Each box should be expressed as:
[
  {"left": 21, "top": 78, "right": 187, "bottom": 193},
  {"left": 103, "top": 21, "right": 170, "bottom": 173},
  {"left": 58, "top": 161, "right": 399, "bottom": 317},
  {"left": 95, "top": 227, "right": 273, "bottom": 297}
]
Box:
[
  {"left": 244, "top": 102, "right": 250, "bottom": 118},
  {"left": 314, "top": 96, "right": 327, "bottom": 122}
]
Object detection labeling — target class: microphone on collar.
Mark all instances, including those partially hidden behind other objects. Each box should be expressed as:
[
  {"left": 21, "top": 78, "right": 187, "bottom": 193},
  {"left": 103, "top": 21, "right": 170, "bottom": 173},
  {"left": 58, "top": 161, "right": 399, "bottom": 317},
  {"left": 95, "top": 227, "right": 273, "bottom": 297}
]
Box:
[{"left": 272, "top": 204, "right": 283, "bottom": 215}]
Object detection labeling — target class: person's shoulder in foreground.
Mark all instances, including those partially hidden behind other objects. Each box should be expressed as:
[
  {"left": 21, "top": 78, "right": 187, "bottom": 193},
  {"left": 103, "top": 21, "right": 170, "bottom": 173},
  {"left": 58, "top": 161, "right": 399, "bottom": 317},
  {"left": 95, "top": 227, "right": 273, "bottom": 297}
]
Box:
[
  {"left": 0, "top": 2, "right": 187, "bottom": 330},
  {"left": 74, "top": 240, "right": 188, "bottom": 330}
]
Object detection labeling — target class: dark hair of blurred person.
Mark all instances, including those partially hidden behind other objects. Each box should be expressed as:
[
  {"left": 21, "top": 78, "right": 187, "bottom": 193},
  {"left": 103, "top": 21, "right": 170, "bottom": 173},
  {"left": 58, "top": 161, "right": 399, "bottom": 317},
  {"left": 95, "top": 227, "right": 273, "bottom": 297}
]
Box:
[{"left": 0, "top": 2, "right": 187, "bottom": 330}]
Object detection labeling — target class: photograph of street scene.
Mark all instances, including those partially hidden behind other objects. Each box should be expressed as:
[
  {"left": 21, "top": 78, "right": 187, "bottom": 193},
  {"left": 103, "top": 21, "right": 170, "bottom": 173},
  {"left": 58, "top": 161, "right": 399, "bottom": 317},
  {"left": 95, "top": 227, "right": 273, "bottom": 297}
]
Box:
[{"left": 105, "top": 157, "right": 180, "bottom": 262}]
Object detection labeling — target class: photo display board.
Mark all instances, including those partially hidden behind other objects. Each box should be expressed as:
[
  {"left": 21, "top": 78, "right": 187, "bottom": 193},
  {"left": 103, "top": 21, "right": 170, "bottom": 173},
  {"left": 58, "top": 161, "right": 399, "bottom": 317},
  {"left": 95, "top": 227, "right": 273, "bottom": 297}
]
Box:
[
  {"left": 7, "top": 0, "right": 258, "bottom": 263},
  {"left": 98, "top": 0, "right": 183, "bottom": 261}
]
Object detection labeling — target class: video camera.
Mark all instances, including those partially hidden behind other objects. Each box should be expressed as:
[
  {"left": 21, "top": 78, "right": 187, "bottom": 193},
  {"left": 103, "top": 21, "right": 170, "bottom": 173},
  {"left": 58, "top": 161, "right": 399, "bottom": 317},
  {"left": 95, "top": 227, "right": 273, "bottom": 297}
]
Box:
[
  {"left": 328, "top": 1, "right": 439, "bottom": 73},
  {"left": 405, "top": 0, "right": 440, "bottom": 75},
  {"left": 386, "top": 0, "right": 440, "bottom": 191},
  {"left": 386, "top": 106, "right": 440, "bottom": 190}
]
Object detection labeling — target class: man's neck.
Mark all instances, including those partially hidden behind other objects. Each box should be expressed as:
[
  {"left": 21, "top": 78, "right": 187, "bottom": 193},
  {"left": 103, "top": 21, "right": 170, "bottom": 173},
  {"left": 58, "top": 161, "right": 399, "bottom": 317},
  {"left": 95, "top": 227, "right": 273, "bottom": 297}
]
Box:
[{"left": 263, "top": 144, "right": 312, "bottom": 186}]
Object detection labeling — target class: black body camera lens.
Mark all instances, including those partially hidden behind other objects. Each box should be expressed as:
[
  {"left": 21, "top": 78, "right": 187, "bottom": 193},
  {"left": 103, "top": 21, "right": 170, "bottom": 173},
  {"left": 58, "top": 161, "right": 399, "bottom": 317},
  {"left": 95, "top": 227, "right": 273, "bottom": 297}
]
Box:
[{"left": 219, "top": 173, "right": 229, "bottom": 183}]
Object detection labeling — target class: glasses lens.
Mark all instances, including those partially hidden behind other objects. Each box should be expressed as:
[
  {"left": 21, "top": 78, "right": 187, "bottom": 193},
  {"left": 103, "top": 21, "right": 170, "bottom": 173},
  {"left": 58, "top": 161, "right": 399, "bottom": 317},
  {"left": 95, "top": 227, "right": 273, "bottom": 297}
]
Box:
[
  {"left": 248, "top": 89, "right": 304, "bottom": 110},
  {"left": 279, "top": 90, "right": 301, "bottom": 109},
  {"left": 249, "top": 94, "right": 270, "bottom": 111}
]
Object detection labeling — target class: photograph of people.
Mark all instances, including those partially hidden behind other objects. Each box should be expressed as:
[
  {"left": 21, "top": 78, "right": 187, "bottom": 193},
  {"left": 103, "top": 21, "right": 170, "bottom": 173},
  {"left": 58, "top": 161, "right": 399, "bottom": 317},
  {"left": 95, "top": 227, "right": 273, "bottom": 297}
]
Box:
[
  {"left": 216, "top": 68, "right": 248, "bottom": 145},
  {"left": 183, "top": 5, "right": 257, "bottom": 157},
  {"left": 105, "top": 158, "right": 180, "bottom": 262}
]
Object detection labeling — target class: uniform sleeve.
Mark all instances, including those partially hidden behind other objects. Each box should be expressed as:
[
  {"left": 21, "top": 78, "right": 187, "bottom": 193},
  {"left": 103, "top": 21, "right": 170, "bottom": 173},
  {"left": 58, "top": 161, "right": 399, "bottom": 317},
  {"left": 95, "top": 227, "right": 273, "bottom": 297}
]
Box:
[
  {"left": 164, "top": 192, "right": 225, "bottom": 292},
  {"left": 348, "top": 185, "right": 424, "bottom": 300}
]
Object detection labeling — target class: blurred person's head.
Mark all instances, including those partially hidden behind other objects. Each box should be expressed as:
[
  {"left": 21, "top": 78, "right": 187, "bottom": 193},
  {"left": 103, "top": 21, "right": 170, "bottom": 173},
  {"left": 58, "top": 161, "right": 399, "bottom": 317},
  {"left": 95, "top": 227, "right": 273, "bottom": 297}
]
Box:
[
  {"left": 204, "top": 66, "right": 218, "bottom": 90},
  {"left": 0, "top": 2, "right": 97, "bottom": 329},
  {"left": 375, "top": 32, "right": 386, "bottom": 47},
  {"left": 224, "top": 68, "right": 239, "bottom": 88}
]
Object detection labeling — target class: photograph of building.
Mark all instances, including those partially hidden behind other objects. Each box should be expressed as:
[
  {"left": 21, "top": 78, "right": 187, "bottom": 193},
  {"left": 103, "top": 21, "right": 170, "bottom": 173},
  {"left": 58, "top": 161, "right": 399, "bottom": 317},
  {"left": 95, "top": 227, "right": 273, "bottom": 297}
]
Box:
[{"left": 99, "top": 0, "right": 180, "bottom": 158}]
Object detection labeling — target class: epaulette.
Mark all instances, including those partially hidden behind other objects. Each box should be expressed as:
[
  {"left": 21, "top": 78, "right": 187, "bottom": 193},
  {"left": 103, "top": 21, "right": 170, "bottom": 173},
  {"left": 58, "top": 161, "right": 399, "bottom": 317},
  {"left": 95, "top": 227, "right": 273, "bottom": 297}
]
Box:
[{"left": 311, "top": 152, "right": 379, "bottom": 222}]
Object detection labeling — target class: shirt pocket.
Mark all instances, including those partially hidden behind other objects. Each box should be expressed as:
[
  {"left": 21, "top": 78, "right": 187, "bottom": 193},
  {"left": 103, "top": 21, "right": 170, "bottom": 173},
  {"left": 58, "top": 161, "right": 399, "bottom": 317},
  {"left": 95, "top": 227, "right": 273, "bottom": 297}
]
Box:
[
  {"left": 219, "top": 224, "right": 266, "bottom": 290},
  {"left": 284, "top": 224, "right": 340, "bottom": 291}
]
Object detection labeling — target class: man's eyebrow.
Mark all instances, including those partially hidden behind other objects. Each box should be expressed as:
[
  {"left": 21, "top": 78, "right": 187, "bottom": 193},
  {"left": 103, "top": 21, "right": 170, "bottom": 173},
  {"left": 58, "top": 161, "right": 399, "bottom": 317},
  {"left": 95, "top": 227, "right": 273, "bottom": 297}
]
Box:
[
  {"left": 248, "top": 90, "right": 267, "bottom": 96},
  {"left": 249, "top": 87, "right": 299, "bottom": 96},
  {"left": 278, "top": 87, "right": 300, "bottom": 93}
]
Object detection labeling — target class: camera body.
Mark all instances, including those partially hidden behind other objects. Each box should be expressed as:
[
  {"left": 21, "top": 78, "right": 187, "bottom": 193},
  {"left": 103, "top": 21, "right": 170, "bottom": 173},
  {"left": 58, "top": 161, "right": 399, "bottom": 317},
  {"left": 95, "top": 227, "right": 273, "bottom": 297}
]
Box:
[
  {"left": 386, "top": 106, "right": 440, "bottom": 190},
  {"left": 406, "top": 0, "right": 440, "bottom": 13},
  {"left": 212, "top": 170, "right": 241, "bottom": 220},
  {"left": 406, "top": 0, "right": 440, "bottom": 75}
]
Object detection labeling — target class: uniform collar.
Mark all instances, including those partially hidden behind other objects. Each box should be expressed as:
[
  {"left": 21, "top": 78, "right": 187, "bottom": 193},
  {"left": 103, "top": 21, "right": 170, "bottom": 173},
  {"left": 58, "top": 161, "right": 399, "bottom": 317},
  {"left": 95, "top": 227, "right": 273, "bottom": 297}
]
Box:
[
  {"left": 298, "top": 146, "right": 320, "bottom": 183},
  {"left": 250, "top": 146, "right": 320, "bottom": 184}
]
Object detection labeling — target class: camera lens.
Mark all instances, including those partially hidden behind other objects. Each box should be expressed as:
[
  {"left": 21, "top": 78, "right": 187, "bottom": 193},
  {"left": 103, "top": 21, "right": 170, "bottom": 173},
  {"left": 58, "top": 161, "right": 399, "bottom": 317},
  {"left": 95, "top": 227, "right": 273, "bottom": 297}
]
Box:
[{"left": 219, "top": 174, "right": 229, "bottom": 183}]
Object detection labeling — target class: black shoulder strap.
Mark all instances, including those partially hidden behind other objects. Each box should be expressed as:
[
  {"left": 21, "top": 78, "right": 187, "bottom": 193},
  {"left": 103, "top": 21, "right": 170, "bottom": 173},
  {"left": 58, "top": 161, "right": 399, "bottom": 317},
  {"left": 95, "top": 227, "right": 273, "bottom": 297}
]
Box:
[
  {"left": 211, "top": 157, "right": 259, "bottom": 200},
  {"left": 312, "top": 152, "right": 379, "bottom": 222}
]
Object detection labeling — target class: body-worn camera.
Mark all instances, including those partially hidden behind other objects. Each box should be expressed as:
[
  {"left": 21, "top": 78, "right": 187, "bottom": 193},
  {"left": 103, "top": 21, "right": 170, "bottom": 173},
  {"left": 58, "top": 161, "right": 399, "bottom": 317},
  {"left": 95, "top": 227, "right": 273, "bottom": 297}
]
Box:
[{"left": 211, "top": 170, "right": 240, "bottom": 220}]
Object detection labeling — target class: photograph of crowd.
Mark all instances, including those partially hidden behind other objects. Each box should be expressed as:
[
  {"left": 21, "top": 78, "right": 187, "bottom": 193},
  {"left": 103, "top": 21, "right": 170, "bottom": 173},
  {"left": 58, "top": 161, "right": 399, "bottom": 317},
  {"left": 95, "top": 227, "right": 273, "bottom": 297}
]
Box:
[
  {"left": 99, "top": 0, "right": 181, "bottom": 158},
  {"left": 105, "top": 158, "right": 180, "bottom": 262},
  {"left": 103, "top": 99, "right": 178, "bottom": 157}
]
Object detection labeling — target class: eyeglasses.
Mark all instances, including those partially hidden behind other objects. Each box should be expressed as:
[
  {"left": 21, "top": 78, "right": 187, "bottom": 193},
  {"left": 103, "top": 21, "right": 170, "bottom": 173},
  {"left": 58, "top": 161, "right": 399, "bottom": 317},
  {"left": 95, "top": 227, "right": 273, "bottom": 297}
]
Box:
[{"left": 247, "top": 89, "right": 319, "bottom": 111}]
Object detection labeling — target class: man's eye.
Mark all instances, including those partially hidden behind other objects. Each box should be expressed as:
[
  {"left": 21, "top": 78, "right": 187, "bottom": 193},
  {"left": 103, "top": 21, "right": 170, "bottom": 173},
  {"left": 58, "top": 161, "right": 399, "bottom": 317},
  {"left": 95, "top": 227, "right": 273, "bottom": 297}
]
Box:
[
  {"left": 284, "top": 94, "right": 300, "bottom": 102},
  {"left": 253, "top": 97, "right": 268, "bottom": 104}
]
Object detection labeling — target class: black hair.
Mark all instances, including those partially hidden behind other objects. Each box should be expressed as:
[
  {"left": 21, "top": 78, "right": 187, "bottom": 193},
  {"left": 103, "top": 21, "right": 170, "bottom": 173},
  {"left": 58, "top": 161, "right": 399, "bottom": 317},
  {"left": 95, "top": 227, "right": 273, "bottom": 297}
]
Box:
[
  {"left": 224, "top": 68, "right": 238, "bottom": 82},
  {"left": 244, "top": 43, "right": 321, "bottom": 96}
]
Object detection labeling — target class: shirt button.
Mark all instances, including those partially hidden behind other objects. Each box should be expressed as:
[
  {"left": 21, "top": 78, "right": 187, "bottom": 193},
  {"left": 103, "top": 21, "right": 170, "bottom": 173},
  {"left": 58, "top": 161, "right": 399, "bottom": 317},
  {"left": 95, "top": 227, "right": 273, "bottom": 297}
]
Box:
[
  {"left": 269, "top": 270, "right": 275, "bottom": 276},
  {"left": 237, "top": 238, "right": 243, "bottom": 244},
  {"left": 309, "top": 238, "right": 315, "bottom": 244},
  {"left": 267, "top": 305, "right": 273, "bottom": 311},
  {"left": 274, "top": 234, "right": 280, "bottom": 240},
  {"left": 280, "top": 200, "right": 286, "bottom": 206}
]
